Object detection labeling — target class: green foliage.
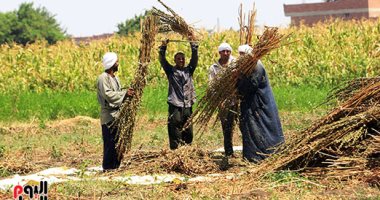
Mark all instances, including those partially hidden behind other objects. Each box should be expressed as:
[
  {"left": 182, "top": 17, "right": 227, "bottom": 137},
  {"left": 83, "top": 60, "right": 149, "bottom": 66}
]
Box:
[
  {"left": 117, "top": 12, "right": 148, "bottom": 35},
  {"left": 0, "top": 19, "right": 379, "bottom": 93},
  {"left": 0, "top": 2, "right": 66, "bottom": 45},
  {"left": 0, "top": 90, "right": 99, "bottom": 122},
  {"left": 50, "top": 144, "right": 63, "bottom": 159},
  {"left": 0, "top": 12, "right": 17, "bottom": 44},
  {"left": 0, "top": 84, "right": 327, "bottom": 122}
]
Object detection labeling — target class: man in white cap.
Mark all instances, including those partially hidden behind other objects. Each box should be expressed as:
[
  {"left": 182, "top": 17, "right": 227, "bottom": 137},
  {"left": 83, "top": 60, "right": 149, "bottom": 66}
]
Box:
[
  {"left": 159, "top": 39, "right": 199, "bottom": 150},
  {"left": 238, "top": 44, "right": 253, "bottom": 56},
  {"left": 97, "top": 52, "right": 134, "bottom": 171},
  {"left": 209, "top": 42, "right": 238, "bottom": 157}
]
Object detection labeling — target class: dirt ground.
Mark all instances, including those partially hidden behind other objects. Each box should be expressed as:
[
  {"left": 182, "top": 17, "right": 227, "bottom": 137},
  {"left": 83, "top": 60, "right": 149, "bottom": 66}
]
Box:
[{"left": 0, "top": 114, "right": 379, "bottom": 199}]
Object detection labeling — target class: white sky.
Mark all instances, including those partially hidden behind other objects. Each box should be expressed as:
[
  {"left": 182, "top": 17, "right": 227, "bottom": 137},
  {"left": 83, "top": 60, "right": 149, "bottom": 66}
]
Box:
[{"left": 0, "top": 0, "right": 323, "bottom": 37}]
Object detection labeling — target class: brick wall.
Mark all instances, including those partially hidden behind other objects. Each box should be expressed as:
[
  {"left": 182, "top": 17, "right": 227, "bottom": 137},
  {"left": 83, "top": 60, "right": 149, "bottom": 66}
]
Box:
[
  {"left": 368, "top": 0, "right": 380, "bottom": 18},
  {"left": 284, "top": 0, "right": 368, "bottom": 13},
  {"left": 284, "top": 0, "right": 380, "bottom": 26}
]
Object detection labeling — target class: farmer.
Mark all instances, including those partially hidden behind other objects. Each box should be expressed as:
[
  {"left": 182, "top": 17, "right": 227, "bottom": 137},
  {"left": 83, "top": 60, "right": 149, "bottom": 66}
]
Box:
[
  {"left": 97, "top": 52, "right": 134, "bottom": 171},
  {"left": 238, "top": 44, "right": 252, "bottom": 56},
  {"left": 159, "top": 39, "right": 199, "bottom": 150},
  {"left": 236, "top": 45, "right": 284, "bottom": 163},
  {"left": 208, "top": 42, "right": 238, "bottom": 157}
]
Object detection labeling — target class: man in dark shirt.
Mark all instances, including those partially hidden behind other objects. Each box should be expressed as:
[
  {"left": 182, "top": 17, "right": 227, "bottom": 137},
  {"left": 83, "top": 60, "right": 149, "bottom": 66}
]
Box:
[{"left": 159, "top": 39, "right": 199, "bottom": 150}]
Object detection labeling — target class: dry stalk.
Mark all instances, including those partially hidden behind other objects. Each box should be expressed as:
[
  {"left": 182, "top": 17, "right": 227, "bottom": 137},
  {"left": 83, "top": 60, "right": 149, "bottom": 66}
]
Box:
[
  {"left": 152, "top": 0, "right": 197, "bottom": 41},
  {"left": 188, "top": 27, "right": 287, "bottom": 135},
  {"left": 238, "top": 3, "right": 256, "bottom": 45},
  {"left": 159, "top": 146, "right": 219, "bottom": 175},
  {"left": 114, "top": 14, "right": 158, "bottom": 160},
  {"left": 252, "top": 79, "right": 380, "bottom": 179}
]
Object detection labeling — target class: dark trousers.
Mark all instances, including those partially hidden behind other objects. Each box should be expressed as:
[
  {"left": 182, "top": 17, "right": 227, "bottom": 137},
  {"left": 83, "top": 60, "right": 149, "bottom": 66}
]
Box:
[
  {"left": 218, "top": 104, "right": 238, "bottom": 156},
  {"left": 101, "top": 122, "right": 121, "bottom": 170},
  {"left": 168, "top": 104, "right": 193, "bottom": 150}
]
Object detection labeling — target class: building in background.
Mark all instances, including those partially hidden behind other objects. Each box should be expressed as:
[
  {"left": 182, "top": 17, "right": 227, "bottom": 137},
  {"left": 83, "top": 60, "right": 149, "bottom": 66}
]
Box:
[{"left": 284, "top": 0, "right": 380, "bottom": 26}]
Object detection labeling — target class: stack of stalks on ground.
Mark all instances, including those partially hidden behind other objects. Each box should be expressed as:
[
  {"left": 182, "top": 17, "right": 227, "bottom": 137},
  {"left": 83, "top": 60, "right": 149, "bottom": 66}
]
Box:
[
  {"left": 254, "top": 77, "right": 380, "bottom": 180},
  {"left": 188, "top": 27, "right": 288, "bottom": 134},
  {"left": 122, "top": 147, "right": 219, "bottom": 175},
  {"left": 160, "top": 146, "right": 218, "bottom": 175},
  {"left": 114, "top": 14, "right": 158, "bottom": 160}
]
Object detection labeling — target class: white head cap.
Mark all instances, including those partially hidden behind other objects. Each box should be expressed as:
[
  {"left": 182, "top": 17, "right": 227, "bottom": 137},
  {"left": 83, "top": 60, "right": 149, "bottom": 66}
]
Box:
[
  {"left": 218, "top": 42, "right": 232, "bottom": 52},
  {"left": 238, "top": 44, "right": 253, "bottom": 54},
  {"left": 102, "top": 52, "right": 118, "bottom": 70}
]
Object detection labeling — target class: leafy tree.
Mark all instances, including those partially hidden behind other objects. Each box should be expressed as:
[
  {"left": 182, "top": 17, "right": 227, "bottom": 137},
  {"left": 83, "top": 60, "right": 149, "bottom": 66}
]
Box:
[
  {"left": 0, "top": 12, "right": 17, "bottom": 44},
  {"left": 117, "top": 12, "right": 148, "bottom": 35},
  {"left": 0, "top": 2, "right": 66, "bottom": 45}
]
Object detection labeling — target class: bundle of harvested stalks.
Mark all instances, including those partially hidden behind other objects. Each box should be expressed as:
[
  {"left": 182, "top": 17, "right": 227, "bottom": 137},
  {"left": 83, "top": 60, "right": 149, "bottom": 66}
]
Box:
[
  {"left": 159, "top": 146, "right": 218, "bottom": 175},
  {"left": 306, "top": 78, "right": 380, "bottom": 134},
  {"left": 254, "top": 78, "right": 380, "bottom": 178},
  {"left": 152, "top": 0, "right": 197, "bottom": 41},
  {"left": 327, "top": 77, "right": 380, "bottom": 104},
  {"left": 114, "top": 15, "right": 158, "bottom": 160},
  {"left": 188, "top": 27, "right": 287, "bottom": 134}
]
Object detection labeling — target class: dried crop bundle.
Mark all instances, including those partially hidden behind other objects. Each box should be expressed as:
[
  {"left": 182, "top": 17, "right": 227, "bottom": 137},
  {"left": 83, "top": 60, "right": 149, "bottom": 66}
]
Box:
[
  {"left": 189, "top": 27, "right": 287, "bottom": 134},
  {"left": 152, "top": 0, "right": 197, "bottom": 41},
  {"left": 255, "top": 78, "right": 380, "bottom": 179},
  {"left": 114, "top": 15, "right": 158, "bottom": 159}
]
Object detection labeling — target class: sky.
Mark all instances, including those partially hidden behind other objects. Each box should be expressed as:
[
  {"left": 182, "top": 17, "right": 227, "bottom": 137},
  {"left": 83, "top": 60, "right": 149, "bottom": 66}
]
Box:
[{"left": 1, "top": 0, "right": 323, "bottom": 37}]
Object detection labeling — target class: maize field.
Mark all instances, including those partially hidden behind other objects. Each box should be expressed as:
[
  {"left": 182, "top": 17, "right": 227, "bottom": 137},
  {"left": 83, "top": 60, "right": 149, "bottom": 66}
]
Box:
[{"left": 0, "top": 18, "right": 379, "bottom": 93}]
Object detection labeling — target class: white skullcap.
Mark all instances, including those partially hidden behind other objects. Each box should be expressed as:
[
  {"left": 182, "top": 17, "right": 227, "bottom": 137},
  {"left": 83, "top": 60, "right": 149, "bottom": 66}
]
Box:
[
  {"left": 218, "top": 42, "right": 232, "bottom": 52},
  {"left": 102, "top": 52, "right": 118, "bottom": 70},
  {"left": 238, "top": 44, "right": 253, "bottom": 53}
]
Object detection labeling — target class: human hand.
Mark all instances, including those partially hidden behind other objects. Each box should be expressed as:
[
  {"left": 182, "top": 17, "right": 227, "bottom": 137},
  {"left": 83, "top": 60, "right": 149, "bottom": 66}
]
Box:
[
  {"left": 190, "top": 41, "right": 199, "bottom": 47},
  {"left": 127, "top": 88, "right": 135, "bottom": 97},
  {"left": 161, "top": 38, "right": 169, "bottom": 46}
]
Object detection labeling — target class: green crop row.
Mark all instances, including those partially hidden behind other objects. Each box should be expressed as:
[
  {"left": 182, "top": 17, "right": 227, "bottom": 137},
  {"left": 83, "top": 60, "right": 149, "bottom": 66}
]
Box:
[{"left": 0, "top": 18, "right": 379, "bottom": 93}]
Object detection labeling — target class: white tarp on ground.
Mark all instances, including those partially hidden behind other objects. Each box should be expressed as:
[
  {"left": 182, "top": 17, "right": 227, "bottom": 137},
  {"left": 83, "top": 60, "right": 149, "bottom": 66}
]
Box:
[
  {"left": 0, "top": 166, "right": 236, "bottom": 191},
  {"left": 0, "top": 146, "right": 242, "bottom": 191},
  {"left": 213, "top": 145, "right": 243, "bottom": 153}
]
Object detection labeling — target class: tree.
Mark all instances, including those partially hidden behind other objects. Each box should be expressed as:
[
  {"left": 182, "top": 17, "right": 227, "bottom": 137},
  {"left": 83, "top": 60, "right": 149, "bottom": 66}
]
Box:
[
  {"left": 0, "top": 3, "right": 66, "bottom": 45},
  {"left": 117, "top": 12, "right": 148, "bottom": 35},
  {"left": 0, "top": 12, "right": 17, "bottom": 44}
]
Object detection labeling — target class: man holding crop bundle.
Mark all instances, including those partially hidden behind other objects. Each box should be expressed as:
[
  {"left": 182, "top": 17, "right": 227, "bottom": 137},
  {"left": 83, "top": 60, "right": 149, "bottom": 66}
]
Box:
[
  {"left": 159, "top": 39, "right": 199, "bottom": 150},
  {"left": 209, "top": 42, "right": 238, "bottom": 157},
  {"left": 236, "top": 44, "right": 284, "bottom": 163},
  {"left": 97, "top": 52, "right": 134, "bottom": 171}
]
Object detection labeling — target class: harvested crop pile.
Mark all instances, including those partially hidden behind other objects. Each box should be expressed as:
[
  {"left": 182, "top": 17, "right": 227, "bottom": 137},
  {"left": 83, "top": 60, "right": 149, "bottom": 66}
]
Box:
[
  {"left": 121, "top": 146, "right": 219, "bottom": 175},
  {"left": 255, "top": 77, "right": 380, "bottom": 179},
  {"left": 159, "top": 146, "right": 219, "bottom": 175}
]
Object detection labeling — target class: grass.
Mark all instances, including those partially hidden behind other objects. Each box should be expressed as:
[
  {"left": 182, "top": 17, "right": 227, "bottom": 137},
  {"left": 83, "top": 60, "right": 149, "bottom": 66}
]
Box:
[
  {"left": 0, "top": 83, "right": 343, "bottom": 199},
  {"left": 0, "top": 86, "right": 379, "bottom": 199},
  {"left": 0, "top": 84, "right": 331, "bottom": 122}
]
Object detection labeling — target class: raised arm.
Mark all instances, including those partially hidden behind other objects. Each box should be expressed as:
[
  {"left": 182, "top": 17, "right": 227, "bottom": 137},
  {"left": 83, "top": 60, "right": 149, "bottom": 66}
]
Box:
[
  {"left": 158, "top": 41, "right": 172, "bottom": 74},
  {"left": 188, "top": 42, "right": 199, "bottom": 75}
]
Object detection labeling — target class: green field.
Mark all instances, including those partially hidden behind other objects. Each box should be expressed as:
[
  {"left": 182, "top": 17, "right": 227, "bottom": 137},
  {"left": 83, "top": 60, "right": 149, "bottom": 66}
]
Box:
[
  {"left": 0, "top": 84, "right": 330, "bottom": 122},
  {"left": 0, "top": 19, "right": 379, "bottom": 199}
]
